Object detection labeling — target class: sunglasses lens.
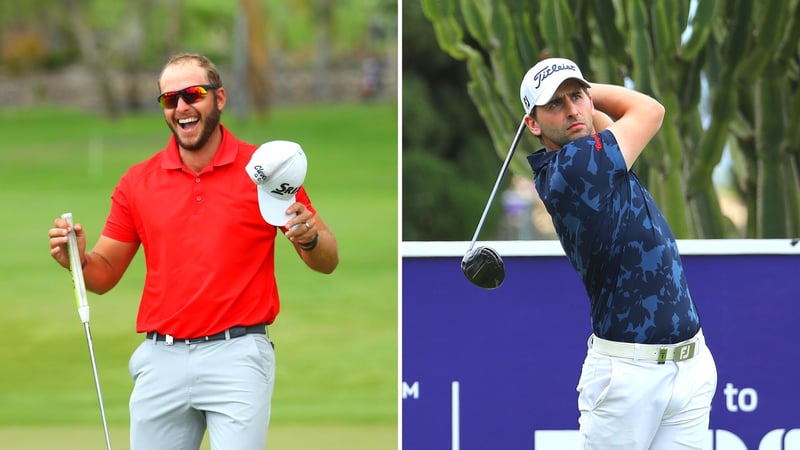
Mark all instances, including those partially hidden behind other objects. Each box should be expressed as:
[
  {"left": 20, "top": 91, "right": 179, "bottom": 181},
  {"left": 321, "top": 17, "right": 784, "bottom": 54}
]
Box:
[
  {"left": 182, "top": 86, "right": 208, "bottom": 104},
  {"left": 158, "top": 92, "right": 179, "bottom": 109},
  {"left": 158, "top": 85, "right": 210, "bottom": 109}
]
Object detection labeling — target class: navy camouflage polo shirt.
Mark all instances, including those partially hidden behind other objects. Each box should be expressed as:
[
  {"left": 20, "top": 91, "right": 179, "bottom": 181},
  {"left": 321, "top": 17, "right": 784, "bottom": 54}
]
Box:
[{"left": 527, "top": 129, "right": 700, "bottom": 344}]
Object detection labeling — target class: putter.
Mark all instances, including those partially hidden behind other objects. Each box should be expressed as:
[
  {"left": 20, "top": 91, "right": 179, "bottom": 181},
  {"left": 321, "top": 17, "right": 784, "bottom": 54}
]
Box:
[
  {"left": 461, "top": 110, "right": 531, "bottom": 289},
  {"left": 62, "top": 213, "right": 113, "bottom": 450}
]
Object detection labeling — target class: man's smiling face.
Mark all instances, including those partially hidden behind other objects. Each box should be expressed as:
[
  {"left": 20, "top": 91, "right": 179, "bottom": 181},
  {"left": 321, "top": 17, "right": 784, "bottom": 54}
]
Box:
[{"left": 158, "top": 62, "right": 225, "bottom": 152}]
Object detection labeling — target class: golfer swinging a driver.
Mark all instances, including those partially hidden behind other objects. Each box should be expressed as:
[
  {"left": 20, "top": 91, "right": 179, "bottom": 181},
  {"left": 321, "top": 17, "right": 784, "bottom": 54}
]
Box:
[{"left": 522, "top": 57, "right": 717, "bottom": 449}]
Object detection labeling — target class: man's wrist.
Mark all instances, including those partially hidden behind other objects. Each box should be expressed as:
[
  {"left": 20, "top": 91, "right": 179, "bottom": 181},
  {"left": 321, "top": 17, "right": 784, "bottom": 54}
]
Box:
[
  {"left": 298, "top": 233, "right": 319, "bottom": 251},
  {"left": 81, "top": 255, "right": 88, "bottom": 269}
]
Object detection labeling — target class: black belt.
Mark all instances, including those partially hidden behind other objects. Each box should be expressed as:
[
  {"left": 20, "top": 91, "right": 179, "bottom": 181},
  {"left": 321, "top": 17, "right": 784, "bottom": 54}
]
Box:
[{"left": 146, "top": 324, "right": 267, "bottom": 345}]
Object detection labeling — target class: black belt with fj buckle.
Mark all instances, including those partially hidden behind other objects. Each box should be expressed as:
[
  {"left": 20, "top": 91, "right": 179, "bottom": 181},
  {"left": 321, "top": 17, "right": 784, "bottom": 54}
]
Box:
[{"left": 146, "top": 324, "right": 267, "bottom": 345}]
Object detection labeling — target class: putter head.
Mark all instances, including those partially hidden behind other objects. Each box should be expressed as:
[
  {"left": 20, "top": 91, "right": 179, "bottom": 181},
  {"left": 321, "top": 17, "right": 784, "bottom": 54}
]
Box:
[{"left": 461, "top": 246, "right": 505, "bottom": 289}]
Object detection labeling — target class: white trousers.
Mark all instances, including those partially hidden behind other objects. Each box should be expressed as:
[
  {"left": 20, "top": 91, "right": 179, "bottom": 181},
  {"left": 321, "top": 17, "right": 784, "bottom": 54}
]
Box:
[
  {"left": 128, "top": 333, "right": 276, "bottom": 450},
  {"left": 576, "top": 332, "right": 717, "bottom": 449}
]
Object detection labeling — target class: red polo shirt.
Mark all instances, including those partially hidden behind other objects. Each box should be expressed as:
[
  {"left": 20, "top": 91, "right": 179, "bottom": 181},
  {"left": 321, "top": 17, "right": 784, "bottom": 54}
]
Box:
[{"left": 102, "top": 124, "right": 314, "bottom": 337}]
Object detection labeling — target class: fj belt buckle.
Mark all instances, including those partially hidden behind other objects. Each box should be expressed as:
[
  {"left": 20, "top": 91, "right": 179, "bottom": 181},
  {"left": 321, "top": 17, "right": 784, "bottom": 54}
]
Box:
[{"left": 657, "top": 342, "right": 697, "bottom": 364}]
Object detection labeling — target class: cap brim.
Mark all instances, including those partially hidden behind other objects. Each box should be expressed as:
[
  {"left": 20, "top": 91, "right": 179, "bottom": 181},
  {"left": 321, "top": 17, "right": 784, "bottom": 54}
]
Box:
[
  {"left": 535, "top": 76, "right": 591, "bottom": 106},
  {"left": 257, "top": 188, "right": 297, "bottom": 226}
]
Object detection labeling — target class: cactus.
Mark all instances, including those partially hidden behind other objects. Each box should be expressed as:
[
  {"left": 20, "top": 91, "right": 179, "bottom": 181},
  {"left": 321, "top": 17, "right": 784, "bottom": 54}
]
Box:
[{"left": 419, "top": 0, "right": 800, "bottom": 238}]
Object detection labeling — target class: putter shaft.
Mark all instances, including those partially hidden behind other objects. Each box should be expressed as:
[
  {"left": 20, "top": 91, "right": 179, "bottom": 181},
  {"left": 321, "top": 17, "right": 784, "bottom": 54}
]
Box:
[{"left": 84, "top": 323, "right": 113, "bottom": 450}]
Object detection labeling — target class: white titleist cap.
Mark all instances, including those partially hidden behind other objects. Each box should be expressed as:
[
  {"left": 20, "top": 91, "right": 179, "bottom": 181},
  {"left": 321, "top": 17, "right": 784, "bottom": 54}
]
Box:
[
  {"left": 519, "top": 57, "right": 591, "bottom": 113},
  {"left": 245, "top": 140, "right": 307, "bottom": 226}
]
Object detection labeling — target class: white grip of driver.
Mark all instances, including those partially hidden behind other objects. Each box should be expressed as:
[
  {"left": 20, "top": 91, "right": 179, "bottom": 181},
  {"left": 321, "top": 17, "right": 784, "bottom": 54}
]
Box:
[{"left": 62, "top": 212, "right": 90, "bottom": 324}]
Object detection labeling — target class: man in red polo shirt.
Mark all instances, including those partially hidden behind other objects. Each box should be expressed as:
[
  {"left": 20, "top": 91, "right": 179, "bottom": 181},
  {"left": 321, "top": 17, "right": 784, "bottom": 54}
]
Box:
[{"left": 48, "top": 53, "right": 339, "bottom": 450}]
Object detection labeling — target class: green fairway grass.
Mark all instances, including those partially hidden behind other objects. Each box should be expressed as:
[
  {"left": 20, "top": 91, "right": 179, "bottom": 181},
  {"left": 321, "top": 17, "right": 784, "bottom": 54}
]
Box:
[
  {"left": 0, "top": 102, "right": 398, "bottom": 448},
  {"left": 0, "top": 424, "right": 396, "bottom": 449}
]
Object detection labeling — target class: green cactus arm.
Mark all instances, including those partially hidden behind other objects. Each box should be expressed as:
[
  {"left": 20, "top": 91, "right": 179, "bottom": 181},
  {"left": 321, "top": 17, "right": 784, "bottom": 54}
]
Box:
[
  {"left": 486, "top": 2, "right": 527, "bottom": 107},
  {"left": 680, "top": 0, "right": 720, "bottom": 60},
  {"left": 786, "top": 161, "right": 800, "bottom": 236},
  {"left": 662, "top": 168, "right": 693, "bottom": 238},
  {"left": 421, "top": 0, "right": 469, "bottom": 59},
  {"left": 737, "top": 0, "right": 793, "bottom": 81},
  {"left": 459, "top": 0, "right": 490, "bottom": 48},
  {"left": 720, "top": 0, "right": 752, "bottom": 66},
  {"left": 789, "top": 81, "right": 800, "bottom": 152},
  {"left": 511, "top": 0, "right": 540, "bottom": 65},
  {"left": 537, "top": 0, "right": 577, "bottom": 57},
  {"left": 754, "top": 67, "right": 791, "bottom": 237},
  {"left": 754, "top": 70, "right": 785, "bottom": 161},
  {"left": 686, "top": 82, "right": 737, "bottom": 196},
  {"left": 678, "top": 53, "right": 704, "bottom": 116},
  {"left": 587, "top": 0, "right": 628, "bottom": 64},
  {"left": 776, "top": 0, "right": 800, "bottom": 63},
  {"left": 756, "top": 160, "right": 789, "bottom": 237},
  {"left": 690, "top": 189, "right": 730, "bottom": 237},
  {"left": 627, "top": 0, "right": 655, "bottom": 94},
  {"left": 652, "top": 1, "right": 679, "bottom": 56}
]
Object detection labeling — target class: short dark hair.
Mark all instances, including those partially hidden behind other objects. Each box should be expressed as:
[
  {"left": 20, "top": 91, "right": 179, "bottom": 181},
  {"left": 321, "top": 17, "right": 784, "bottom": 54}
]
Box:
[{"left": 158, "top": 53, "right": 223, "bottom": 90}]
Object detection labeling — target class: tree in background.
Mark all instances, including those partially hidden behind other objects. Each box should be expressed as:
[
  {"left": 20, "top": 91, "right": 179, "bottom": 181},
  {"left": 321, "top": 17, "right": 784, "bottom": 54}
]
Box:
[
  {"left": 0, "top": 0, "right": 396, "bottom": 115},
  {"left": 243, "top": 0, "right": 271, "bottom": 112},
  {"left": 231, "top": 0, "right": 271, "bottom": 119},
  {"left": 63, "top": 0, "right": 122, "bottom": 118},
  {"left": 417, "top": 0, "right": 799, "bottom": 239},
  {"left": 120, "top": 0, "right": 154, "bottom": 112},
  {"left": 402, "top": 3, "right": 504, "bottom": 241}
]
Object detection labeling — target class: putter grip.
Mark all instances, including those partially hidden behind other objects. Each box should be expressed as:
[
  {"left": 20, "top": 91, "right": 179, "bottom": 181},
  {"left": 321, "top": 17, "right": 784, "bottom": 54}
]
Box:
[{"left": 62, "top": 213, "right": 91, "bottom": 317}]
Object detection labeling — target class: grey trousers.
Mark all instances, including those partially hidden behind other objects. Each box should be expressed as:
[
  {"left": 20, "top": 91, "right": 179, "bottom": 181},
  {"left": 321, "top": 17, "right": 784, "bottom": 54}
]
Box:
[{"left": 128, "top": 333, "right": 276, "bottom": 450}]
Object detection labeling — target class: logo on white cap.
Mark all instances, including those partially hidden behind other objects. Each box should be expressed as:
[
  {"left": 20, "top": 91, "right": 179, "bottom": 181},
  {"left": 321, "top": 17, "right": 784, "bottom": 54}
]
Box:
[
  {"left": 520, "top": 57, "right": 590, "bottom": 113},
  {"left": 245, "top": 140, "right": 307, "bottom": 226}
]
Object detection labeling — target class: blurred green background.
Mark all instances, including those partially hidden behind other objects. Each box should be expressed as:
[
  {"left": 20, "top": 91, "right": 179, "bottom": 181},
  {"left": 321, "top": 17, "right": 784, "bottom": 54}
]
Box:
[{"left": 0, "top": 0, "right": 398, "bottom": 448}]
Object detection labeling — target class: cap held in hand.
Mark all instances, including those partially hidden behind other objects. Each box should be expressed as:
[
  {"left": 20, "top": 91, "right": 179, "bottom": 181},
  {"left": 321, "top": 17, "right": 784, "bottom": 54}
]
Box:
[{"left": 245, "top": 140, "right": 307, "bottom": 226}]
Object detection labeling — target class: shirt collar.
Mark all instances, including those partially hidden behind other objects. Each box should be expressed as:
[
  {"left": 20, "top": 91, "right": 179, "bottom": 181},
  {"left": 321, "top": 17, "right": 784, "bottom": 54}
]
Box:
[
  {"left": 161, "top": 124, "right": 238, "bottom": 171},
  {"left": 527, "top": 148, "right": 554, "bottom": 174}
]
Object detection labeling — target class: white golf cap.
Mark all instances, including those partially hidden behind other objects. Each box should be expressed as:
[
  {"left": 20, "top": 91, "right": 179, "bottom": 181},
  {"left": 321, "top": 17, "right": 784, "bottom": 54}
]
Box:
[
  {"left": 245, "top": 140, "right": 307, "bottom": 226},
  {"left": 519, "top": 57, "right": 590, "bottom": 113}
]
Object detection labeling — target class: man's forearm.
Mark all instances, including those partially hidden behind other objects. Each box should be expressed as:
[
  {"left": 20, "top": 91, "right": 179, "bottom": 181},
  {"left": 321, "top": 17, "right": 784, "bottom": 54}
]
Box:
[
  {"left": 589, "top": 83, "right": 665, "bottom": 169},
  {"left": 589, "top": 83, "right": 661, "bottom": 120}
]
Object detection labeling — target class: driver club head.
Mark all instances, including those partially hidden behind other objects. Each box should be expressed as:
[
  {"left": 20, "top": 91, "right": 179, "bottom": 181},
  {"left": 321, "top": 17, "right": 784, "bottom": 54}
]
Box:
[{"left": 461, "top": 246, "right": 505, "bottom": 289}]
